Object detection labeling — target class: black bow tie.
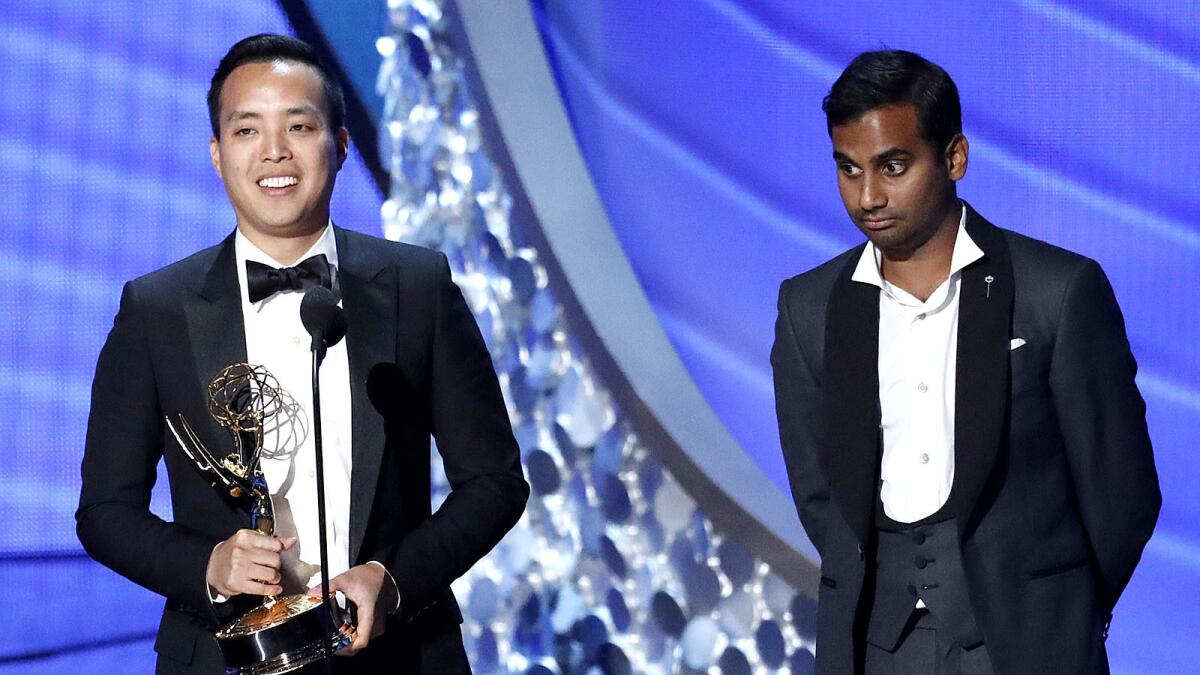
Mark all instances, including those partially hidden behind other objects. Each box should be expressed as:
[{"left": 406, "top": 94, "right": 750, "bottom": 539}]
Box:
[{"left": 246, "top": 254, "right": 332, "bottom": 303}]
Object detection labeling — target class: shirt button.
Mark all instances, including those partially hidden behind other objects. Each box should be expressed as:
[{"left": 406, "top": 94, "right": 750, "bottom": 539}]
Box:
[
  {"left": 917, "top": 382, "right": 928, "bottom": 393},
  {"left": 919, "top": 453, "right": 930, "bottom": 465},
  {"left": 308, "top": 469, "right": 316, "bottom": 479}
]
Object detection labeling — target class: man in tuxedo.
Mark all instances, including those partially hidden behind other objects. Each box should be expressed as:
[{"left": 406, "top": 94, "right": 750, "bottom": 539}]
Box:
[
  {"left": 771, "top": 50, "right": 1159, "bottom": 674},
  {"left": 77, "top": 34, "right": 528, "bottom": 673}
]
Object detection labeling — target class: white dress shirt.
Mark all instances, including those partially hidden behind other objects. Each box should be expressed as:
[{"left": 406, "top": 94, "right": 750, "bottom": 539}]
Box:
[
  {"left": 851, "top": 207, "right": 983, "bottom": 524},
  {"left": 234, "top": 224, "right": 354, "bottom": 594}
]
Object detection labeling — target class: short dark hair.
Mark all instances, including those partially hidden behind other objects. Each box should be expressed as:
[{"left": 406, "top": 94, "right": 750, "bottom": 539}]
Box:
[
  {"left": 207, "top": 34, "right": 346, "bottom": 137},
  {"left": 822, "top": 50, "right": 961, "bottom": 153}
]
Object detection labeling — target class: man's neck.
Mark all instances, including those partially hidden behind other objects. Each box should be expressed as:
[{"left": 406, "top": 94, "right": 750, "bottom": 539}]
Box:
[
  {"left": 237, "top": 223, "right": 327, "bottom": 266},
  {"left": 880, "top": 209, "right": 960, "bottom": 302}
]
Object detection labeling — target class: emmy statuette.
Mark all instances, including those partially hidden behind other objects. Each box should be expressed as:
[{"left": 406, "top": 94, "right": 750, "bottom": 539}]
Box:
[{"left": 165, "top": 363, "right": 354, "bottom": 674}]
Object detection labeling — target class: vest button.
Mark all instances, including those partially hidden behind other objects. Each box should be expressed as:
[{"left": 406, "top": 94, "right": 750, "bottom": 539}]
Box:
[
  {"left": 915, "top": 555, "right": 928, "bottom": 569},
  {"left": 913, "top": 531, "right": 927, "bottom": 545}
]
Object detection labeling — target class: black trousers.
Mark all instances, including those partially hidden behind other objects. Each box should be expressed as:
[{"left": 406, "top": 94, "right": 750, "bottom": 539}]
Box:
[{"left": 864, "top": 609, "right": 995, "bottom": 675}]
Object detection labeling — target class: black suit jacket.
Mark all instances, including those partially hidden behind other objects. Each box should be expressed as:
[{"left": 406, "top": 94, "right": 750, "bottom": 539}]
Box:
[
  {"left": 77, "top": 226, "right": 529, "bottom": 673},
  {"left": 771, "top": 205, "right": 1160, "bottom": 674}
]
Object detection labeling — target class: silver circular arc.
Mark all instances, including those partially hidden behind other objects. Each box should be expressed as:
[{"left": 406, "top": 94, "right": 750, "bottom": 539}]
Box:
[{"left": 447, "top": 0, "right": 818, "bottom": 592}]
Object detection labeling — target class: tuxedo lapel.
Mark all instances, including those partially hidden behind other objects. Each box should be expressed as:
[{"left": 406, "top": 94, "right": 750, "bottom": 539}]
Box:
[
  {"left": 822, "top": 246, "right": 881, "bottom": 546},
  {"left": 183, "top": 233, "right": 248, "bottom": 444},
  {"left": 948, "top": 206, "right": 1013, "bottom": 533},
  {"left": 333, "top": 226, "right": 395, "bottom": 565},
  {"left": 820, "top": 208, "right": 1014, "bottom": 543},
  {"left": 183, "top": 227, "right": 397, "bottom": 564}
]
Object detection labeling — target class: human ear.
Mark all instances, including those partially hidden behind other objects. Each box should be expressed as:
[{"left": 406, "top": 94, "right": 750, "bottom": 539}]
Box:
[
  {"left": 209, "top": 136, "right": 223, "bottom": 178},
  {"left": 945, "top": 134, "right": 968, "bottom": 181},
  {"left": 335, "top": 127, "right": 349, "bottom": 169}
]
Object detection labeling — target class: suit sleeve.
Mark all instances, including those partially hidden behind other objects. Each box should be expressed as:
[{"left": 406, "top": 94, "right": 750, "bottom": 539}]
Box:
[
  {"left": 771, "top": 280, "right": 834, "bottom": 558},
  {"left": 380, "top": 253, "right": 529, "bottom": 614},
  {"left": 76, "top": 282, "right": 227, "bottom": 623},
  {"left": 1049, "top": 259, "right": 1160, "bottom": 608}
]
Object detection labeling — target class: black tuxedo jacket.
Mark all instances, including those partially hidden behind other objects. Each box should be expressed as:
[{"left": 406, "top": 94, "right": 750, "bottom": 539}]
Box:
[
  {"left": 77, "top": 226, "right": 529, "bottom": 673},
  {"left": 771, "top": 205, "right": 1159, "bottom": 674}
]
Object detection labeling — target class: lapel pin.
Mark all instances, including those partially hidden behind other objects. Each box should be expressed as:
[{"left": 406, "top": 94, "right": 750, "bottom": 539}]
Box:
[{"left": 985, "top": 274, "right": 994, "bottom": 299}]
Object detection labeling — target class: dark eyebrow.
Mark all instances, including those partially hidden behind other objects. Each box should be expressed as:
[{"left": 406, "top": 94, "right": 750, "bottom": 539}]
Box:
[
  {"left": 286, "top": 105, "right": 321, "bottom": 118},
  {"left": 224, "top": 106, "right": 321, "bottom": 123},
  {"left": 226, "top": 110, "right": 261, "bottom": 123},
  {"left": 873, "top": 148, "right": 913, "bottom": 164},
  {"left": 833, "top": 147, "right": 915, "bottom": 165}
]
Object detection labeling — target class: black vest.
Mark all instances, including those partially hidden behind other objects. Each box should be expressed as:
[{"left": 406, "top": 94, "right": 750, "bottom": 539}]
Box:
[{"left": 866, "top": 496, "right": 985, "bottom": 651}]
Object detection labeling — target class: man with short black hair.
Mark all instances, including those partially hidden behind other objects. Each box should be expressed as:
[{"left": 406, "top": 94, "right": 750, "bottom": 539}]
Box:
[
  {"left": 772, "top": 50, "right": 1159, "bottom": 674},
  {"left": 78, "top": 34, "right": 528, "bottom": 673}
]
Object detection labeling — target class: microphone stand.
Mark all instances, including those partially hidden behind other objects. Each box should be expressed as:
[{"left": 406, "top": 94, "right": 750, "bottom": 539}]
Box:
[{"left": 310, "top": 334, "right": 334, "bottom": 675}]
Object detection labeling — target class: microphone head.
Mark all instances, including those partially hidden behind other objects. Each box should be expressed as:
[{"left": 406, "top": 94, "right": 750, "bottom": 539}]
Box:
[{"left": 300, "top": 286, "right": 347, "bottom": 348}]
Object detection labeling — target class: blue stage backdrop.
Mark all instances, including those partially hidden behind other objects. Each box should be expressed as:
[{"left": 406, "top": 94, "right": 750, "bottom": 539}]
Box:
[
  {"left": 532, "top": 1, "right": 1199, "bottom": 673},
  {"left": 0, "top": 1, "right": 382, "bottom": 671},
  {"left": 1, "top": 0, "right": 1197, "bottom": 673}
]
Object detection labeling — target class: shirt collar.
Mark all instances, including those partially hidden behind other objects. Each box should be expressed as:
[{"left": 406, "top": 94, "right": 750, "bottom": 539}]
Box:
[
  {"left": 851, "top": 205, "right": 980, "bottom": 289},
  {"left": 234, "top": 221, "right": 339, "bottom": 306}
]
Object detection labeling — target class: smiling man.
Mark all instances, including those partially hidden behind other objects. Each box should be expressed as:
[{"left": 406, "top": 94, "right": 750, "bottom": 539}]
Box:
[
  {"left": 78, "top": 34, "right": 528, "bottom": 674},
  {"left": 207, "top": 55, "right": 345, "bottom": 263},
  {"left": 771, "top": 50, "right": 1160, "bottom": 674}
]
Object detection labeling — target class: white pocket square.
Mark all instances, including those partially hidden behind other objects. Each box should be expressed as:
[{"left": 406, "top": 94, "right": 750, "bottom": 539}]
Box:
[{"left": 1010, "top": 338, "right": 1027, "bottom": 351}]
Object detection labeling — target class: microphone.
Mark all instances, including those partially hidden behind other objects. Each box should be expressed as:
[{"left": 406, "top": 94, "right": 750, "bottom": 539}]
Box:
[
  {"left": 300, "top": 286, "right": 347, "bottom": 360},
  {"left": 299, "top": 285, "right": 349, "bottom": 673}
]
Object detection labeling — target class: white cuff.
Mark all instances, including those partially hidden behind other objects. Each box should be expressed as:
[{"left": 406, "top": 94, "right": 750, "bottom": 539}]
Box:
[
  {"left": 207, "top": 542, "right": 230, "bottom": 604},
  {"left": 366, "top": 560, "right": 401, "bottom": 614}
]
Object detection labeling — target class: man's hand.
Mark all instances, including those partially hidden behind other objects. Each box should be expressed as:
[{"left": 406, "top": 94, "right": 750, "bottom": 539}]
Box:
[
  {"left": 310, "top": 563, "right": 398, "bottom": 656},
  {"left": 206, "top": 529, "right": 297, "bottom": 598}
]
